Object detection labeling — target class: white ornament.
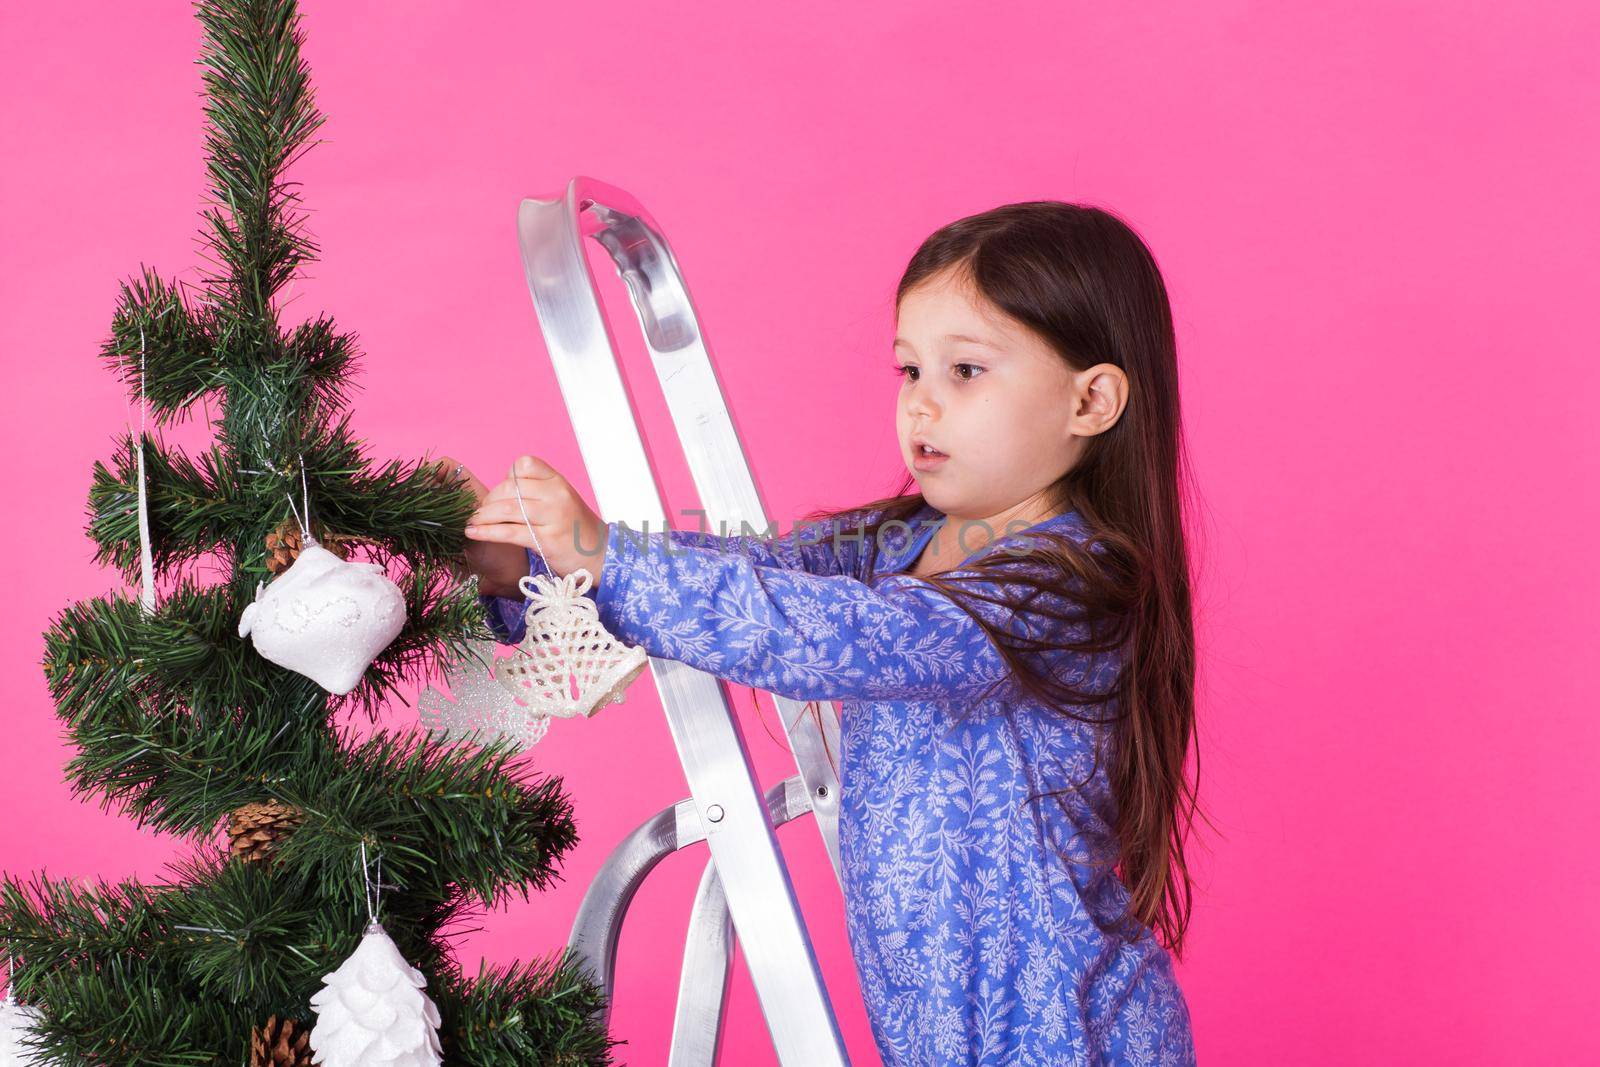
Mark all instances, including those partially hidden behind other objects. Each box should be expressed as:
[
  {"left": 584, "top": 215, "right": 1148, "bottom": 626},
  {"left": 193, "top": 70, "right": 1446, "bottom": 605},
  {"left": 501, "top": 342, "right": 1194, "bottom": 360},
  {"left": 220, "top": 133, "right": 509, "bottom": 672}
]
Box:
[
  {"left": 238, "top": 539, "right": 406, "bottom": 695},
  {"left": 0, "top": 993, "right": 45, "bottom": 1067},
  {"left": 494, "top": 568, "right": 648, "bottom": 719},
  {"left": 417, "top": 638, "right": 551, "bottom": 749},
  {"left": 308, "top": 922, "right": 442, "bottom": 1067}
]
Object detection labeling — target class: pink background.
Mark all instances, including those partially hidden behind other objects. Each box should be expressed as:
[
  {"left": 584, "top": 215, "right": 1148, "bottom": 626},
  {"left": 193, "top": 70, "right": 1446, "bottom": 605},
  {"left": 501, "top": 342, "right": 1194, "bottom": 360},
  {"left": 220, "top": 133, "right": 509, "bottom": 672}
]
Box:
[{"left": 3, "top": 2, "right": 1596, "bottom": 1063}]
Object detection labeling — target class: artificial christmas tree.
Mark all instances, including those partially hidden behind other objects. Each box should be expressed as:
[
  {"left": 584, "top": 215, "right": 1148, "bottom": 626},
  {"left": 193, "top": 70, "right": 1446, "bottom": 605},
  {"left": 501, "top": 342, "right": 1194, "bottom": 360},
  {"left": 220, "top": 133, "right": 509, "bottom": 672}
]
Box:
[{"left": 0, "top": 1, "right": 616, "bottom": 1062}]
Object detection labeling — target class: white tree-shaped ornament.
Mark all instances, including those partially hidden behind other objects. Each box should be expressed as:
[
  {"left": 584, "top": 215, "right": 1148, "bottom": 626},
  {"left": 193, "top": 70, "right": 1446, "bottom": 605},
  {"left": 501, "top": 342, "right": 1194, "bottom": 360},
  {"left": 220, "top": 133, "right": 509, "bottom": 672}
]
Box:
[
  {"left": 0, "top": 991, "right": 45, "bottom": 1067},
  {"left": 494, "top": 568, "right": 648, "bottom": 720},
  {"left": 308, "top": 848, "right": 442, "bottom": 1067}
]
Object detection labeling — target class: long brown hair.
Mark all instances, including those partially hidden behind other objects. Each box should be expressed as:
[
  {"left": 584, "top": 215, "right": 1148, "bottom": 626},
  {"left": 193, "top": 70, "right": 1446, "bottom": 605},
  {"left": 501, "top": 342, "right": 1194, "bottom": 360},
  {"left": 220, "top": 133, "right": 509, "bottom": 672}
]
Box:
[{"left": 795, "top": 201, "right": 1206, "bottom": 958}]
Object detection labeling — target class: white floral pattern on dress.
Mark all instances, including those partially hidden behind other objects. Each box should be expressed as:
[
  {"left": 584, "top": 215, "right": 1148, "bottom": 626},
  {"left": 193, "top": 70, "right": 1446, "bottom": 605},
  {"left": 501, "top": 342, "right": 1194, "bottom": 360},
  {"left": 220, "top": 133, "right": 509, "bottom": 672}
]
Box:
[{"left": 481, "top": 504, "right": 1196, "bottom": 1065}]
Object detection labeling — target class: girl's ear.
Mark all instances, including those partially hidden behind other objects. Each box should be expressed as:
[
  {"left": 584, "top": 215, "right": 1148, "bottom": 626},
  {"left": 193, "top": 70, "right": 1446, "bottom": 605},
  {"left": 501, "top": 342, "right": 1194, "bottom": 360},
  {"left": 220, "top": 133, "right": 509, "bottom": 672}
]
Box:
[{"left": 1069, "top": 363, "right": 1130, "bottom": 437}]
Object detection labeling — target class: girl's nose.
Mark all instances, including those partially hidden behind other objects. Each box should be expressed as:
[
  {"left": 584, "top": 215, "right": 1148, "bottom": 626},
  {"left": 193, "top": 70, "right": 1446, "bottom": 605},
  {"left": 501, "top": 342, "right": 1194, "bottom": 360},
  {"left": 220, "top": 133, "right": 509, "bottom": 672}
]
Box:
[{"left": 904, "top": 382, "right": 941, "bottom": 419}]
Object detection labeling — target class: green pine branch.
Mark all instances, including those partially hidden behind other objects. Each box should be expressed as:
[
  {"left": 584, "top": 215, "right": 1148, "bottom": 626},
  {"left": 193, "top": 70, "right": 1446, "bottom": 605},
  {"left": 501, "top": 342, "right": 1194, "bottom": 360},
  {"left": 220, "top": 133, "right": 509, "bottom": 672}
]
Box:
[
  {"left": 272, "top": 730, "right": 582, "bottom": 910},
  {"left": 1, "top": 872, "right": 175, "bottom": 980},
  {"left": 437, "top": 955, "right": 622, "bottom": 1065},
  {"left": 88, "top": 434, "right": 232, "bottom": 580},
  {"left": 98, "top": 267, "right": 218, "bottom": 423},
  {"left": 89, "top": 423, "right": 484, "bottom": 589},
  {"left": 194, "top": 0, "right": 325, "bottom": 328},
  {"left": 18, "top": 957, "right": 235, "bottom": 1066}
]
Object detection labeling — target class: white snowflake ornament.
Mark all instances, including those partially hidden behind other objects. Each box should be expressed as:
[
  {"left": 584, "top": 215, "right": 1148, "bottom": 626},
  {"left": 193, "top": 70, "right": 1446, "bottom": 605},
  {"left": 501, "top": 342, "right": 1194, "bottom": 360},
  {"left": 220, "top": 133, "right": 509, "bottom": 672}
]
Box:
[
  {"left": 417, "top": 639, "right": 551, "bottom": 749},
  {"left": 308, "top": 922, "right": 442, "bottom": 1067},
  {"left": 238, "top": 539, "right": 406, "bottom": 695},
  {"left": 0, "top": 992, "right": 45, "bottom": 1067},
  {"left": 495, "top": 568, "right": 648, "bottom": 719}
]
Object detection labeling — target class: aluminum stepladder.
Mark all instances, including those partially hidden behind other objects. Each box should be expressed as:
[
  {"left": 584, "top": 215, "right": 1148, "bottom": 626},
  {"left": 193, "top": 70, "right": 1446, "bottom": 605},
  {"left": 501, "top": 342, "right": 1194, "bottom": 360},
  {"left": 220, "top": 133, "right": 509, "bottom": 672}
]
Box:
[{"left": 514, "top": 176, "right": 852, "bottom": 1067}]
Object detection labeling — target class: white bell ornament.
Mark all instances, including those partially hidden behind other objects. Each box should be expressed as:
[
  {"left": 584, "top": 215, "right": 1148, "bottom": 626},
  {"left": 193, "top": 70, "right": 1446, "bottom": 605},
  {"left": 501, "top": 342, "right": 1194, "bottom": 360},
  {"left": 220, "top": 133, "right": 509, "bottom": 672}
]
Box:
[
  {"left": 495, "top": 470, "right": 648, "bottom": 720},
  {"left": 238, "top": 536, "right": 406, "bottom": 696},
  {"left": 494, "top": 568, "right": 648, "bottom": 719},
  {"left": 307, "top": 922, "right": 442, "bottom": 1067}
]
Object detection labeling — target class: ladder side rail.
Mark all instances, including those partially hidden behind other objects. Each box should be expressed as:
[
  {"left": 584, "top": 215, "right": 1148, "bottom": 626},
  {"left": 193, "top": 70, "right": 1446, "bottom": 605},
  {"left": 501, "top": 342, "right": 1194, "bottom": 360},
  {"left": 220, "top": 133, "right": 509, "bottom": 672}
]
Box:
[
  {"left": 580, "top": 190, "right": 847, "bottom": 884},
  {"left": 522, "top": 180, "right": 848, "bottom": 1066},
  {"left": 669, "top": 777, "right": 825, "bottom": 1066},
  {"left": 669, "top": 859, "right": 734, "bottom": 1067}
]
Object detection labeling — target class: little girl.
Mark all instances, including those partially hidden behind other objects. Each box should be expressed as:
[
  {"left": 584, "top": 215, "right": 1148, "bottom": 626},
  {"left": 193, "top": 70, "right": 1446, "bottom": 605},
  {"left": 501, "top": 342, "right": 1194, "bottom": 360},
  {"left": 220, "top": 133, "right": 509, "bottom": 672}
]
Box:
[{"left": 453, "top": 200, "right": 1199, "bottom": 1065}]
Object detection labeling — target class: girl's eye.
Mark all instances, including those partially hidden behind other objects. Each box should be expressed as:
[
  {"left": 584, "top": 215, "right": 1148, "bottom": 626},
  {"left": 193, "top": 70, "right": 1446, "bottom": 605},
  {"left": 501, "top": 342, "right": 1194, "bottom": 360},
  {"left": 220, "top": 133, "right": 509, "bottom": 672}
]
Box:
[{"left": 891, "top": 363, "right": 983, "bottom": 382}]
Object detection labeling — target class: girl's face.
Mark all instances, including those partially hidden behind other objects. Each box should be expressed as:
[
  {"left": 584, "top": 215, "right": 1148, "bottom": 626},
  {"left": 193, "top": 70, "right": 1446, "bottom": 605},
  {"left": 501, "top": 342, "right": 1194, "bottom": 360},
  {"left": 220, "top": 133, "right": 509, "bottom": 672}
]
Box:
[{"left": 893, "top": 268, "right": 1091, "bottom": 528}]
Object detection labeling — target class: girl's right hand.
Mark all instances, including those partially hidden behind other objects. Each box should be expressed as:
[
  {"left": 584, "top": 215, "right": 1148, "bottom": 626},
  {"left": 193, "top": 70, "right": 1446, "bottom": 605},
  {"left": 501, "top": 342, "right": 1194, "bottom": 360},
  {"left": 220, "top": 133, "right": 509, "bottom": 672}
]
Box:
[{"left": 431, "top": 453, "right": 528, "bottom": 597}]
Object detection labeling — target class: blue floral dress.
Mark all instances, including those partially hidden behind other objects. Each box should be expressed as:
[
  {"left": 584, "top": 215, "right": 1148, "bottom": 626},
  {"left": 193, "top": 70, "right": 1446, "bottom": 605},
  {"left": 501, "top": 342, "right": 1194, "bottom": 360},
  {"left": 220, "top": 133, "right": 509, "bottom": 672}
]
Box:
[{"left": 480, "top": 502, "right": 1196, "bottom": 1065}]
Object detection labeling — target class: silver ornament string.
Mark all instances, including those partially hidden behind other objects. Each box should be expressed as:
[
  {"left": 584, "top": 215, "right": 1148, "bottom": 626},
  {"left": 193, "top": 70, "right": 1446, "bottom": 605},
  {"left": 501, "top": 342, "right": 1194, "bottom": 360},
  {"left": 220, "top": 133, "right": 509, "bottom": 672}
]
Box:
[
  {"left": 510, "top": 462, "right": 553, "bottom": 578},
  {"left": 360, "top": 840, "right": 384, "bottom": 928},
  {"left": 283, "top": 454, "right": 314, "bottom": 544}
]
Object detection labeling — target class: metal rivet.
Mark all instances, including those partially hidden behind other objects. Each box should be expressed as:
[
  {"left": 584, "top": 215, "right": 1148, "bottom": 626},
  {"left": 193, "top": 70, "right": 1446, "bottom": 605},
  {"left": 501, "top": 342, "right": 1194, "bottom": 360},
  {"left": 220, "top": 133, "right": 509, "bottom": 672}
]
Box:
[
  {"left": 815, "top": 785, "right": 829, "bottom": 799},
  {"left": 706, "top": 804, "right": 724, "bottom": 823}
]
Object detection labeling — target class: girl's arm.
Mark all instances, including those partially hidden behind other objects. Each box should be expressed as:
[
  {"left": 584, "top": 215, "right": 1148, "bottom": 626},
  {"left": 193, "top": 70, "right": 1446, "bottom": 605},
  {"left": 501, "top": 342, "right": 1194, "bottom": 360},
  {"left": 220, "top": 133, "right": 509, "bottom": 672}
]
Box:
[
  {"left": 551, "top": 519, "right": 1030, "bottom": 704},
  {"left": 479, "top": 511, "right": 876, "bottom": 645},
  {"left": 663, "top": 511, "right": 874, "bottom": 574}
]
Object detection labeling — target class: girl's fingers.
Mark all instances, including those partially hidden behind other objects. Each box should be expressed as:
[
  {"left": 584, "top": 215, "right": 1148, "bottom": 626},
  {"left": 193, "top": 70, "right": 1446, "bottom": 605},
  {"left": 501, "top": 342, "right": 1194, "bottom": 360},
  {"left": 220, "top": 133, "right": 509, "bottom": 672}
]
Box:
[
  {"left": 430, "top": 453, "right": 491, "bottom": 499},
  {"left": 468, "top": 499, "right": 549, "bottom": 526},
  {"left": 512, "top": 454, "right": 561, "bottom": 480},
  {"left": 482, "top": 472, "right": 565, "bottom": 504},
  {"left": 463, "top": 521, "right": 529, "bottom": 544}
]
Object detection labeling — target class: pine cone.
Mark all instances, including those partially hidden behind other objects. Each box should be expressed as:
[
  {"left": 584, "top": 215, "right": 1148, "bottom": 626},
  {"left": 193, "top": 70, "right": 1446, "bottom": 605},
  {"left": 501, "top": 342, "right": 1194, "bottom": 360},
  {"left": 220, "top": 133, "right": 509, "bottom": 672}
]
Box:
[
  {"left": 265, "top": 518, "right": 362, "bottom": 575},
  {"left": 228, "top": 800, "right": 306, "bottom": 863},
  {"left": 251, "top": 1015, "right": 313, "bottom": 1067}
]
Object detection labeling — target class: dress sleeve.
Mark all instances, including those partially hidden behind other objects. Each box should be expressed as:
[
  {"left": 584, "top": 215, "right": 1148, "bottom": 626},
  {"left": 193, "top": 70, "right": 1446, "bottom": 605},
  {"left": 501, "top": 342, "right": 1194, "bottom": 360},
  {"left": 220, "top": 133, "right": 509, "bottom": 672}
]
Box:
[
  {"left": 478, "top": 511, "right": 875, "bottom": 646},
  {"left": 477, "top": 547, "right": 562, "bottom": 646},
  {"left": 584, "top": 520, "right": 1019, "bottom": 704},
  {"left": 662, "top": 511, "right": 872, "bottom": 576}
]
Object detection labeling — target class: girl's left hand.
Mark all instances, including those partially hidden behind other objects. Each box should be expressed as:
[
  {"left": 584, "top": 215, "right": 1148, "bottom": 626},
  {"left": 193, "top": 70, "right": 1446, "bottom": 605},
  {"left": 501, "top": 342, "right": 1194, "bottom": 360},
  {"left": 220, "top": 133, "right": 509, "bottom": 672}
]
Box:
[{"left": 464, "top": 455, "right": 608, "bottom": 584}]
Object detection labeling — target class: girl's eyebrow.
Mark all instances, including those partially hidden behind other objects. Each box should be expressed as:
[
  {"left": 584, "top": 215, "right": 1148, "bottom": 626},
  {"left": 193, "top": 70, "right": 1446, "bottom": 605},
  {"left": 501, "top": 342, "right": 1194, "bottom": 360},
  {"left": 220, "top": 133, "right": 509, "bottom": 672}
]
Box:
[{"left": 893, "top": 333, "right": 1001, "bottom": 350}]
